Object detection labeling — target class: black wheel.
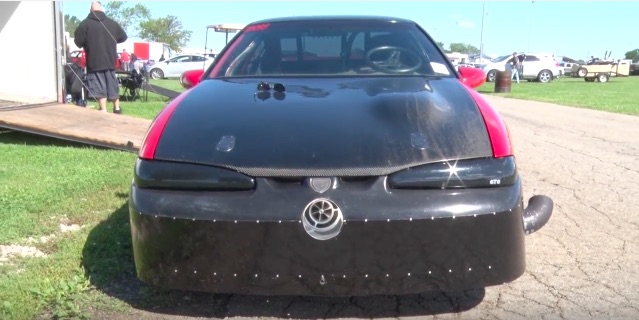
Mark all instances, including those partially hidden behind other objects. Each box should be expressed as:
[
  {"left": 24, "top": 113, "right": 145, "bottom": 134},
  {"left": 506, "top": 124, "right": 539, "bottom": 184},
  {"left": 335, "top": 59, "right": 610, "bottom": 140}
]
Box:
[
  {"left": 486, "top": 69, "right": 498, "bottom": 82},
  {"left": 150, "top": 68, "right": 164, "bottom": 80},
  {"left": 597, "top": 73, "right": 609, "bottom": 83}
]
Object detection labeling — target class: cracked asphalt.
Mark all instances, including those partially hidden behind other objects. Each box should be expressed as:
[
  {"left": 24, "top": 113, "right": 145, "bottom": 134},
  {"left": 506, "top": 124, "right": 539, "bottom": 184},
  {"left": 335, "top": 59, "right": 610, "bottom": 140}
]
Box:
[{"left": 101, "top": 95, "right": 639, "bottom": 320}]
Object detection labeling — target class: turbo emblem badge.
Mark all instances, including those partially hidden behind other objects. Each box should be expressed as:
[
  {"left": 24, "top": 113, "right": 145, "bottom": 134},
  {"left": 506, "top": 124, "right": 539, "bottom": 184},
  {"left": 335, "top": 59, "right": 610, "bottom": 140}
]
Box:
[{"left": 302, "top": 198, "right": 344, "bottom": 240}]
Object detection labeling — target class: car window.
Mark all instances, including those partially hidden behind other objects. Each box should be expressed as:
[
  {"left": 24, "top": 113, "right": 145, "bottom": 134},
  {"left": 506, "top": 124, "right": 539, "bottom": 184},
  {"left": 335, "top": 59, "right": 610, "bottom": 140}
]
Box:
[
  {"left": 192, "top": 56, "right": 207, "bottom": 62},
  {"left": 525, "top": 55, "right": 540, "bottom": 62},
  {"left": 302, "top": 35, "right": 341, "bottom": 58},
  {"left": 207, "top": 20, "right": 454, "bottom": 78},
  {"left": 170, "top": 56, "right": 192, "bottom": 63},
  {"left": 280, "top": 38, "right": 299, "bottom": 61},
  {"left": 493, "top": 55, "right": 512, "bottom": 62}
]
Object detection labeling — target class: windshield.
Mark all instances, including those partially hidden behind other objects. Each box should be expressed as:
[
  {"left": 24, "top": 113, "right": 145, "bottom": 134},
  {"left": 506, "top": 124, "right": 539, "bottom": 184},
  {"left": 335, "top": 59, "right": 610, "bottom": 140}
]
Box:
[
  {"left": 206, "top": 20, "right": 454, "bottom": 78},
  {"left": 492, "top": 55, "right": 513, "bottom": 63}
]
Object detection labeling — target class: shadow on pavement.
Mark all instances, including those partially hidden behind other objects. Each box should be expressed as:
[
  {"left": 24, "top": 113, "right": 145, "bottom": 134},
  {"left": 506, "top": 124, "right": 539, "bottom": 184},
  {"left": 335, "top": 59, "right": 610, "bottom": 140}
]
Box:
[{"left": 82, "top": 200, "right": 485, "bottom": 319}]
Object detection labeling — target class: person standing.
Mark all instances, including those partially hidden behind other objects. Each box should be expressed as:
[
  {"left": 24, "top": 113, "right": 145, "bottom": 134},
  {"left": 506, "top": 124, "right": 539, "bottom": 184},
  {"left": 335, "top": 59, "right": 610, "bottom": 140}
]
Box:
[
  {"left": 120, "top": 49, "right": 131, "bottom": 72},
  {"left": 74, "top": 1, "right": 128, "bottom": 114},
  {"left": 510, "top": 52, "right": 522, "bottom": 83},
  {"left": 131, "top": 52, "right": 143, "bottom": 73}
]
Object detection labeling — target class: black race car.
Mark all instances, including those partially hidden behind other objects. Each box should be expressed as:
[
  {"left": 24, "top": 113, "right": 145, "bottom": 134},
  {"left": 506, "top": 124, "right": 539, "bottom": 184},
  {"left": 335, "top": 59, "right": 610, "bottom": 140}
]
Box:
[{"left": 131, "top": 16, "right": 553, "bottom": 297}]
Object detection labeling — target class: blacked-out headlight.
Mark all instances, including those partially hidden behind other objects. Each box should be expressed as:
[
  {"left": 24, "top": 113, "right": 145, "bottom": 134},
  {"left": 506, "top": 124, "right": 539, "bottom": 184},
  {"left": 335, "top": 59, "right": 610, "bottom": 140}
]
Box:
[{"left": 134, "top": 159, "right": 255, "bottom": 191}]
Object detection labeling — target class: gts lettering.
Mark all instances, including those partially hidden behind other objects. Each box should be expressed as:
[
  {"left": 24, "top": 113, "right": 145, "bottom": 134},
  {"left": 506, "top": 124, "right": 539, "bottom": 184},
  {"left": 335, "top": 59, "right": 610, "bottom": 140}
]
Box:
[{"left": 489, "top": 179, "right": 501, "bottom": 185}]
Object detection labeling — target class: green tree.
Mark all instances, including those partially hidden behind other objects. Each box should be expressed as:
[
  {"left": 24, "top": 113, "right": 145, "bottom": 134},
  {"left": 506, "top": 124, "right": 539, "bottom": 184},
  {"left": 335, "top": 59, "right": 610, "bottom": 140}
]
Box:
[
  {"left": 624, "top": 49, "right": 639, "bottom": 62},
  {"left": 448, "top": 43, "right": 480, "bottom": 55},
  {"left": 64, "top": 14, "right": 81, "bottom": 35},
  {"left": 436, "top": 41, "right": 445, "bottom": 51},
  {"left": 104, "top": 1, "right": 151, "bottom": 36},
  {"left": 138, "top": 16, "right": 192, "bottom": 51}
]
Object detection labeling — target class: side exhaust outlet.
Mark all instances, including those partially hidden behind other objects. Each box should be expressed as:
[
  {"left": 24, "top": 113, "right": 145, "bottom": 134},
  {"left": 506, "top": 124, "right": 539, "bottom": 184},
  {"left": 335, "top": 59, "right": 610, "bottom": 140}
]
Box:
[{"left": 522, "top": 195, "right": 553, "bottom": 235}]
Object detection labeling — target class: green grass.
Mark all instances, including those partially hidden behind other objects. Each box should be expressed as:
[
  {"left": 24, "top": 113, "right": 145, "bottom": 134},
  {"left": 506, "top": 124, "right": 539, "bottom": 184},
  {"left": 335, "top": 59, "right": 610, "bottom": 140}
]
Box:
[
  {"left": 0, "top": 79, "right": 187, "bottom": 319},
  {"left": 0, "top": 132, "right": 136, "bottom": 319},
  {"left": 85, "top": 79, "right": 184, "bottom": 118},
  {"left": 0, "top": 74, "right": 636, "bottom": 319},
  {"left": 478, "top": 76, "right": 639, "bottom": 115}
]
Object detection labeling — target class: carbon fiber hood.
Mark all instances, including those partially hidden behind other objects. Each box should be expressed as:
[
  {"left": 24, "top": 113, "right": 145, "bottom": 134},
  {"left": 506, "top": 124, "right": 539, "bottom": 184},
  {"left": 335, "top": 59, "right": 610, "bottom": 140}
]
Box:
[{"left": 154, "top": 77, "right": 493, "bottom": 177}]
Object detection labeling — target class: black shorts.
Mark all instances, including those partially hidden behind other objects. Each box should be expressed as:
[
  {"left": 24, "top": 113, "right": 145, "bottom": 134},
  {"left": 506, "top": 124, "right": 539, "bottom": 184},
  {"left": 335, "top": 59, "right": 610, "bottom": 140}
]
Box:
[{"left": 86, "top": 70, "right": 119, "bottom": 100}]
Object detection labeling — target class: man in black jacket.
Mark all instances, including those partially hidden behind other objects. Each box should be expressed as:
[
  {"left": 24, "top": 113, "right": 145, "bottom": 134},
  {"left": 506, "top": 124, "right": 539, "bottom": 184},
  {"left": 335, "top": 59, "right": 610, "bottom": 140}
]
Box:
[{"left": 74, "top": 1, "right": 127, "bottom": 113}]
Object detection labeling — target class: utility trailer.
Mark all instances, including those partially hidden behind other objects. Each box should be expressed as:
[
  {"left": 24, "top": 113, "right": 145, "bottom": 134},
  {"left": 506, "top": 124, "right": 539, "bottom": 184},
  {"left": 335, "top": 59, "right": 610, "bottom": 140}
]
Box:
[
  {"left": 579, "top": 60, "right": 631, "bottom": 83},
  {"left": 570, "top": 51, "right": 631, "bottom": 82}
]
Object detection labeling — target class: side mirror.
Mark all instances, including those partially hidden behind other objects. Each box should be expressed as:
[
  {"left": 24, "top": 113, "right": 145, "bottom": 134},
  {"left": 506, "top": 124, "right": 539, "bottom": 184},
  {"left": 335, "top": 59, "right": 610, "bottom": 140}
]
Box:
[
  {"left": 180, "top": 69, "right": 204, "bottom": 89},
  {"left": 458, "top": 66, "right": 486, "bottom": 89}
]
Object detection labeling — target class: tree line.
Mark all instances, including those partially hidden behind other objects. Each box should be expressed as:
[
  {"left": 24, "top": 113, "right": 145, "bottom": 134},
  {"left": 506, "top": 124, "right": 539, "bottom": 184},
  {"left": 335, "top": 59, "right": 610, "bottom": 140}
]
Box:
[
  {"left": 625, "top": 49, "right": 639, "bottom": 62},
  {"left": 436, "top": 42, "right": 480, "bottom": 55},
  {"left": 64, "top": 2, "right": 192, "bottom": 51}
]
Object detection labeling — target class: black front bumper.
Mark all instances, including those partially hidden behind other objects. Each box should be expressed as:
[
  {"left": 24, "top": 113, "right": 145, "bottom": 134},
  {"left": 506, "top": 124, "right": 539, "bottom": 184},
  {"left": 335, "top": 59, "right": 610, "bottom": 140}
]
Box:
[{"left": 129, "top": 177, "right": 540, "bottom": 296}]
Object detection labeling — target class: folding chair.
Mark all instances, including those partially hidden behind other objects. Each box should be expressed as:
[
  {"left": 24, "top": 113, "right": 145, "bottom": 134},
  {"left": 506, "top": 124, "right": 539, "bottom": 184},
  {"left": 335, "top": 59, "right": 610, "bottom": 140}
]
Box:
[{"left": 120, "top": 70, "right": 144, "bottom": 101}]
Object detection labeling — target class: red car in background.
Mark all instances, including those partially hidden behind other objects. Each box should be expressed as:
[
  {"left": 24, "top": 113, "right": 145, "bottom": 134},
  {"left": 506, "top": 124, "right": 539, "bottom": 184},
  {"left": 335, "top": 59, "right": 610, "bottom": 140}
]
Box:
[{"left": 68, "top": 50, "right": 122, "bottom": 70}]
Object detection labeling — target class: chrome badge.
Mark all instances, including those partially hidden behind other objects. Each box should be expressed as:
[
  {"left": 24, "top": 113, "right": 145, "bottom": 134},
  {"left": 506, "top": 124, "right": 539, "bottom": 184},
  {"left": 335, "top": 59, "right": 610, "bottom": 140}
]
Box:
[
  {"left": 302, "top": 198, "right": 344, "bottom": 240},
  {"left": 307, "top": 177, "right": 332, "bottom": 194}
]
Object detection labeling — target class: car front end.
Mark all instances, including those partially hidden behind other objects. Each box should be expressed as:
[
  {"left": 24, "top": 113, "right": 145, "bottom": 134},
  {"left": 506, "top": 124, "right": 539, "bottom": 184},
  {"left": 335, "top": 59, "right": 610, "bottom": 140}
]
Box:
[
  {"left": 129, "top": 16, "right": 553, "bottom": 297},
  {"left": 129, "top": 77, "right": 553, "bottom": 296},
  {"left": 130, "top": 157, "right": 551, "bottom": 296}
]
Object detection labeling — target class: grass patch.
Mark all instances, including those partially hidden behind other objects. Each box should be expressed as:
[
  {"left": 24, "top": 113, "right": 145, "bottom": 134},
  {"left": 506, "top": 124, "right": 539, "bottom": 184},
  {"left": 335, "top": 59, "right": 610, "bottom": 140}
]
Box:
[
  {"left": 478, "top": 76, "right": 639, "bottom": 115},
  {"left": 116, "top": 79, "right": 184, "bottom": 119},
  {"left": 0, "top": 131, "right": 137, "bottom": 319},
  {"left": 0, "top": 79, "right": 187, "bottom": 319}
]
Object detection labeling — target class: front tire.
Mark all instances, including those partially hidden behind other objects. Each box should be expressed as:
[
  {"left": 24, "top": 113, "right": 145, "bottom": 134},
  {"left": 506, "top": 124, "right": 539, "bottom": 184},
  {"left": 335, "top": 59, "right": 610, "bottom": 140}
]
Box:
[
  {"left": 537, "top": 69, "right": 553, "bottom": 83},
  {"left": 150, "top": 68, "right": 164, "bottom": 80},
  {"left": 486, "top": 70, "right": 498, "bottom": 82}
]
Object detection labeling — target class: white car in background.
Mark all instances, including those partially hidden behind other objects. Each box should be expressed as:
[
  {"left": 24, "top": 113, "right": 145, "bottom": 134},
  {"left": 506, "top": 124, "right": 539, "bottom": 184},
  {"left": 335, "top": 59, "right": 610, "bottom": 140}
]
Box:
[
  {"left": 148, "top": 54, "right": 214, "bottom": 79},
  {"left": 483, "top": 53, "right": 561, "bottom": 83}
]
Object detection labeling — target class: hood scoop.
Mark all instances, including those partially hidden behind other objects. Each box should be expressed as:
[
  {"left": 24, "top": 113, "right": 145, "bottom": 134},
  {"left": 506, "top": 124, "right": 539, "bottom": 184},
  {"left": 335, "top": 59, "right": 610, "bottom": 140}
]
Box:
[{"left": 256, "top": 82, "right": 286, "bottom": 101}]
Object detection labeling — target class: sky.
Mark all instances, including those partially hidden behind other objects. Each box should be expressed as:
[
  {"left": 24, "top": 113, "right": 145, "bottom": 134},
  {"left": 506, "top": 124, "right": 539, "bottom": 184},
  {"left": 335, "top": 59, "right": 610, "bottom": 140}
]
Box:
[{"left": 63, "top": 1, "right": 638, "bottom": 60}]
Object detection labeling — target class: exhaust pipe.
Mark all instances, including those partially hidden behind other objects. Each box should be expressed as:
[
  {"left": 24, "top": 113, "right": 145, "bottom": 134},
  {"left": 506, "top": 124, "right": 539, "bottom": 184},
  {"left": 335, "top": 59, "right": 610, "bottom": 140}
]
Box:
[{"left": 522, "top": 195, "right": 553, "bottom": 235}]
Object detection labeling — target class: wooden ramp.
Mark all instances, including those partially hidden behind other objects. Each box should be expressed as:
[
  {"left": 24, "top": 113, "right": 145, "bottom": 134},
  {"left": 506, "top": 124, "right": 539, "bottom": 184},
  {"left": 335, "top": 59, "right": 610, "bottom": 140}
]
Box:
[{"left": 0, "top": 103, "right": 151, "bottom": 152}]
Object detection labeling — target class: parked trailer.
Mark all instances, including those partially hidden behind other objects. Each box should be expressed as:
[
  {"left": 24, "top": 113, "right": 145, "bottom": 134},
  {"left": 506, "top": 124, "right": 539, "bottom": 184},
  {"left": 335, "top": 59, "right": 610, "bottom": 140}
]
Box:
[
  {"left": 578, "top": 60, "right": 631, "bottom": 83},
  {"left": 0, "top": 1, "right": 151, "bottom": 152},
  {"left": 117, "top": 41, "right": 173, "bottom": 63},
  {"left": 0, "top": 1, "right": 66, "bottom": 106}
]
